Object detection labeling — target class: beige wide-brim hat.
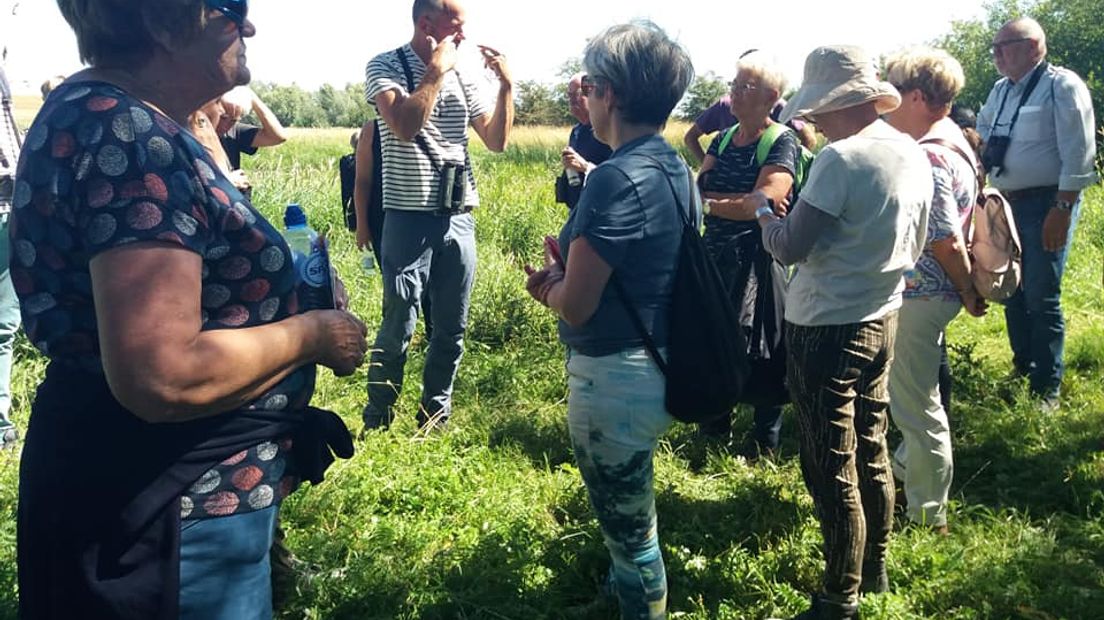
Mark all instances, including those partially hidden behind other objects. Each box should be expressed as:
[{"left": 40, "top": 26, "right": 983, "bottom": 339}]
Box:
[{"left": 780, "top": 45, "right": 901, "bottom": 124}]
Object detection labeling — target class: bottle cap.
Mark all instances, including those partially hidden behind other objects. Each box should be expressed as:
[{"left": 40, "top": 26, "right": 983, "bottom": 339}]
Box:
[{"left": 284, "top": 203, "right": 307, "bottom": 228}]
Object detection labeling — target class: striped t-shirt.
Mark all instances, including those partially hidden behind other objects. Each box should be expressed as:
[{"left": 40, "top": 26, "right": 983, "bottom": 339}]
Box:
[{"left": 364, "top": 45, "right": 491, "bottom": 212}]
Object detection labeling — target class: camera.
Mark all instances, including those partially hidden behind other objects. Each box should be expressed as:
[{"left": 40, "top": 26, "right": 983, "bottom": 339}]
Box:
[
  {"left": 436, "top": 162, "right": 468, "bottom": 214},
  {"left": 981, "top": 135, "right": 1011, "bottom": 176}
]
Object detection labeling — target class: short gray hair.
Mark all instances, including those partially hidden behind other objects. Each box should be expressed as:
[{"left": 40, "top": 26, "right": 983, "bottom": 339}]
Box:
[
  {"left": 412, "top": 0, "right": 444, "bottom": 23},
  {"left": 582, "top": 20, "right": 694, "bottom": 127},
  {"left": 735, "top": 51, "right": 788, "bottom": 97}
]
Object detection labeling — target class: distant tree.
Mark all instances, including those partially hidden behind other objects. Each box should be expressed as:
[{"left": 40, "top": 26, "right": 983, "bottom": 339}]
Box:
[
  {"left": 557, "top": 57, "right": 583, "bottom": 80},
  {"left": 677, "top": 72, "right": 727, "bottom": 122},
  {"left": 251, "top": 82, "right": 321, "bottom": 127},
  {"left": 315, "top": 83, "right": 373, "bottom": 128},
  {"left": 515, "top": 80, "right": 572, "bottom": 126}
]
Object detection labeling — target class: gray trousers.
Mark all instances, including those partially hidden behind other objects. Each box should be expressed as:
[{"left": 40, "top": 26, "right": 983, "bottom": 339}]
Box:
[{"left": 364, "top": 210, "right": 476, "bottom": 425}]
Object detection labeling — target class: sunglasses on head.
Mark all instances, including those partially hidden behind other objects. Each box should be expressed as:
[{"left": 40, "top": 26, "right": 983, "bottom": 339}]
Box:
[{"left": 204, "top": 0, "right": 248, "bottom": 28}]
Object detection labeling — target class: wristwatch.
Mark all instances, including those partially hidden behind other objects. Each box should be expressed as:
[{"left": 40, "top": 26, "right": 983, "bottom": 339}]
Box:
[
  {"left": 755, "top": 205, "right": 775, "bottom": 220},
  {"left": 1054, "top": 199, "right": 1074, "bottom": 212}
]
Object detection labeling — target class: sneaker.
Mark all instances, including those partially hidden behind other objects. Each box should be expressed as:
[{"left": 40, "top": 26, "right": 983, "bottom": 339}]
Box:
[
  {"left": 0, "top": 422, "right": 18, "bottom": 450},
  {"left": 360, "top": 405, "right": 394, "bottom": 436},
  {"left": 771, "top": 594, "right": 859, "bottom": 620},
  {"left": 415, "top": 409, "right": 449, "bottom": 436},
  {"left": 739, "top": 438, "right": 777, "bottom": 463},
  {"left": 697, "top": 413, "right": 733, "bottom": 439},
  {"left": 1039, "top": 394, "right": 1061, "bottom": 414}
]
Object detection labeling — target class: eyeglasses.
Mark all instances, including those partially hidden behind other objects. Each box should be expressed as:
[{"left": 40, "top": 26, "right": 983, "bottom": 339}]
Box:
[
  {"left": 204, "top": 0, "right": 248, "bottom": 29},
  {"left": 580, "top": 74, "right": 608, "bottom": 97},
  {"left": 729, "top": 80, "right": 759, "bottom": 94},
  {"left": 990, "top": 37, "right": 1031, "bottom": 54}
]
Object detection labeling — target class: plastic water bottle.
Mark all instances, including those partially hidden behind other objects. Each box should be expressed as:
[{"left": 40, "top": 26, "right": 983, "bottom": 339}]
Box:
[
  {"left": 565, "top": 167, "right": 582, "bottom": 187},
  {"left": 283, "top": 203, "right": 335, "bottom": 310},
  {"left": 361, "top": 247, "right": 377, "bottom": 274}
]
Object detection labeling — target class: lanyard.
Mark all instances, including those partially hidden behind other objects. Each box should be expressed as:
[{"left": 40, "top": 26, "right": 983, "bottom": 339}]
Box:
[{"left": 991, "top": 62, "right": 1047, "bottom": 136}]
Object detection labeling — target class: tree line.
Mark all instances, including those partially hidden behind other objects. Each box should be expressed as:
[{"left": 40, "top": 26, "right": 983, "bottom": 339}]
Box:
[{"left": 254, "top": 0, "right": 1101, "bottom": 164}]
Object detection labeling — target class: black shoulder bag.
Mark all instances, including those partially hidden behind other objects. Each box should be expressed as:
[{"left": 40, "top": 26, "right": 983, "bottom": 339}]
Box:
[{"left": 610, "top": 155, "right": 750, "bottom": 423}]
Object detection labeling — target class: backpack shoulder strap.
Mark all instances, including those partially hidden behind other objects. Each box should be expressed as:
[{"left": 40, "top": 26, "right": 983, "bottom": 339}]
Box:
[
  {"left": 755, "top": 122, "right": 790, "bottom": 167},
  {"left": 717, "top": 124, "right": 740, "bottom": 156},
  {"left": 395, "top": 47, "right": 415, "bottom": 92},
  {"left": 919, "top": 137, "right": 985, "bottom": 201},
  {"left": 607, "top": 153, "right": 697, "bottom": 376}
]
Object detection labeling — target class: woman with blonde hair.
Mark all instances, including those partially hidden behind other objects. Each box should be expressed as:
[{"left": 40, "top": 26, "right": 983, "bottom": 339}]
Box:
[{"left": 883, "top": 46, "right": 987, "bottom": 534}]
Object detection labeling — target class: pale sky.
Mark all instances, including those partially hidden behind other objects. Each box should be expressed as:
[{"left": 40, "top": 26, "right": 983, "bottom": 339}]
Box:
[{"left": 2, "top": 1, "right": 990, "bottom": 95}]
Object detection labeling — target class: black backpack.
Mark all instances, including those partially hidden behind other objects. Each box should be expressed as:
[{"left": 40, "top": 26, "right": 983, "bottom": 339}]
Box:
[
  {"left": 613, "top": 156, "right": 751, "bottom": 424},
  {"left": 339, "top": 120, "right": 384, "bottom": 246}
]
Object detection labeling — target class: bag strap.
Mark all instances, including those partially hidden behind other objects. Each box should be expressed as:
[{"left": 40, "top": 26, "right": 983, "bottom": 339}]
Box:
[
  {"left": 607, "top": 154, "right": 698, "bottom": 376},
  {"left": 920, "top": 136, "right": 986, "bottom": 244},
  {"left": 717, "top": 122, "right": 791, "bottom": 166},
  {"left": 395, "top": 47, "right": 443, "bottom": 172},
  {"left": 1006, "top": 62, "right": 1048, "bottom": 134},
  {"left": 756, "top": 123, "right": 788, "bottom": 167},
  {"left": 919, "top": 137, "right": 984, "bottom": 199},
  {"left": 717, "top": 124, "right": 739, "bottom": 156}
]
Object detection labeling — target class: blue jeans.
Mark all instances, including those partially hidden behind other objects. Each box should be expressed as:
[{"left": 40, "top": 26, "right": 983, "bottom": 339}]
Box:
[
  {"left": 365, "top": 210, "right": 476, "bottom": 425},
  {"left": 1003, "top": 189, "right": 1081, "bottom": 397},
  {"left": 0, "top": 213, "right": 20, "bottom": 428},
  {"left": 566, "top": 347, "right": 673, "bottom": 620},
  {"left": 179, "top": 506, "right": 278, "bottom": 620}
]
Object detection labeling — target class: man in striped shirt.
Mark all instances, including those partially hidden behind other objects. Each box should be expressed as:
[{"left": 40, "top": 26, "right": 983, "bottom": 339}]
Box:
[{"left": 361, "top": 0, "right": 513, "bottom": 432}]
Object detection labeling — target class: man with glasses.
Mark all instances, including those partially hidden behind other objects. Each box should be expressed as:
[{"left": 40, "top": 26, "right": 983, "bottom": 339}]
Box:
[
  {"left": 556, "top": 72, "right": 611, "bottom": 209},
  {"left": 361, "top": 0, "right": 513, "bottom": 433},
  {"left": 977, "top": 17, "right": 1098, "bottom": 411}
]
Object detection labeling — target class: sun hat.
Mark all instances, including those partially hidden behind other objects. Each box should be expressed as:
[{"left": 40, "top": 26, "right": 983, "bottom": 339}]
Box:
[{"left": 780, "top": 45, "right": 900, "bottom": 123}]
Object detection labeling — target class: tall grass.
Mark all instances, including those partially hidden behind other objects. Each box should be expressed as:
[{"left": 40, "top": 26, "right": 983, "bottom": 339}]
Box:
[{"left": 0, "top": 126, "right": 1101, "bottom": 619}]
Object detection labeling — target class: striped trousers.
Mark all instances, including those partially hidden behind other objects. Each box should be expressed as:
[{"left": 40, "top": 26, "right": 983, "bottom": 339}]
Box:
[{"left": 786, "top": 312, "right": 898, "bottom": 603}]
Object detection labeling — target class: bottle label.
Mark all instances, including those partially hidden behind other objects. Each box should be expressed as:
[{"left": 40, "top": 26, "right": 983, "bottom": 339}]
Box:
[{"left": 302, "top": 253, "right": 331, "bottom": 287}]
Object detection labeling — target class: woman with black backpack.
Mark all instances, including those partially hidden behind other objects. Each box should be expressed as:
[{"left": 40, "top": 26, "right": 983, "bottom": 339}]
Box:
[{"left": 523, "top": 20, "right": 693, "bottom": 620}]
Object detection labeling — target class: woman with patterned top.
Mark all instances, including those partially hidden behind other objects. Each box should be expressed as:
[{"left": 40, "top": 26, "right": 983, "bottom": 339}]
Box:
[
  {"left": 883, "top": 47, "right": 987, "bottom": 534},
  {"left": 12, "top": 2, "right": 367, "bottom": 618},
  {"left": 695, "top": 51, "right": 800, "bottom": 457}
]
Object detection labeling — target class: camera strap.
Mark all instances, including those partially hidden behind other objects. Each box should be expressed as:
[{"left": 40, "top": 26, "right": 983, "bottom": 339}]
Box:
[
  {"left": 395, "top": 46, "right": 445, "bottom": 173},
  {"left": 992, "top": 62, "right": 1048, "bottom": 138}
]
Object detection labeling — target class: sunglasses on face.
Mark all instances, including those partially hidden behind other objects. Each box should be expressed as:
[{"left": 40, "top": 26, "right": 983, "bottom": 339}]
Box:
[
  {"left": 580, "top": 74, "right": 607, "bottom": 97},
  {"left": 204, "top": 0, "right": 248, "bottom": 29}
]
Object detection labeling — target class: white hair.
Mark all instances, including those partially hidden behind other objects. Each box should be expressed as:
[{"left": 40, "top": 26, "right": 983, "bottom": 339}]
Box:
[{"left": 735, "top": 51, "right": 788, "bottom": 96}]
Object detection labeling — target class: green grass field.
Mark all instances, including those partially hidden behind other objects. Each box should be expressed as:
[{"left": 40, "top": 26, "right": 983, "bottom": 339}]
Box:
[{"left": 1, "top": 124, "right": 1102, "bottom": 619}]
